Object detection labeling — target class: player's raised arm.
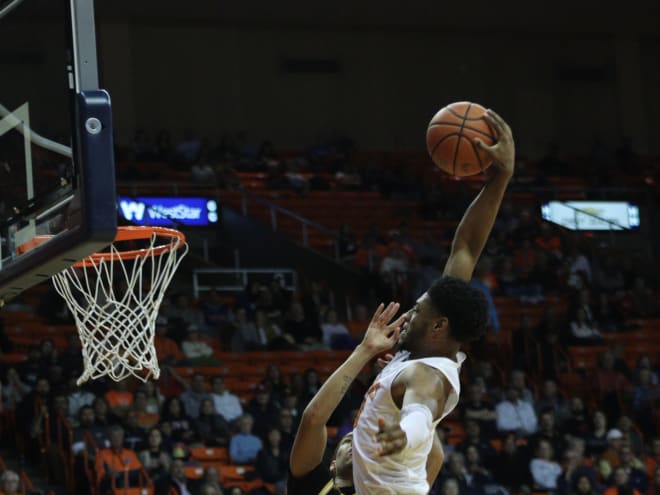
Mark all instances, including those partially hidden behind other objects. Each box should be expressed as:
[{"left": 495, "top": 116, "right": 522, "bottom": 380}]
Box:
[
  {"left": 443, "top": 109, "right": 515, "bottom": 281},
  {"left": 289, "top": 302, "right": 404, "bottom": 477}
]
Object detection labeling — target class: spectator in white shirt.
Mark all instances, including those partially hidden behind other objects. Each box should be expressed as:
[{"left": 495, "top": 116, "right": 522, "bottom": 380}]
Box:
[
  {"left": 320, "top": 309, "right": 354, "bottom": 349},
  {"left": 569, "top": 308, "right": 603, "bottom": 345},
  {"left": 530, "top": 439, "right": 562, "bottom": 489},
  {"left": 181, "top": 325, "right": 219, "bottom": 365},
  {"left": 496, "top": 387, "right": 538, "bottom": 436},
  {"left": 210, "top": 376, "right": 243, "bottom": 424}
]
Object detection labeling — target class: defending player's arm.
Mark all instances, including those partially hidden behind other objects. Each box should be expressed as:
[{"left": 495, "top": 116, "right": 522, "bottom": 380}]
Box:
[
  {"left": 443, "top": 110, "right": 515, "bottom": 281},
  {"left": 290, "top": 302, "right": 405, "bottom": 477}
]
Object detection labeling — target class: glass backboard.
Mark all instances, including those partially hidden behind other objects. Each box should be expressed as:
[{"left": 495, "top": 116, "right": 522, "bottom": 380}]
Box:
[{"left": 0, "top": 0, "right": 117, "bottom": 305}]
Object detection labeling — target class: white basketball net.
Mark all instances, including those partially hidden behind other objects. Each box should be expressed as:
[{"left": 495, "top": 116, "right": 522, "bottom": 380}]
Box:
[{"left": 51, "top": 232, "right": 188, "bottom": 384}]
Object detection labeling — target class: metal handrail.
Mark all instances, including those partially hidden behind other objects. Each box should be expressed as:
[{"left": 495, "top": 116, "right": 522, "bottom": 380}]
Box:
[{"left": 193, "top": 268, "right": 297, "bottom": 297}]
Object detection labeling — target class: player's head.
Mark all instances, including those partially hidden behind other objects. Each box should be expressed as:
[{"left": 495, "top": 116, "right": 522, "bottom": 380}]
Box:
[
  {"left": 329, "top": 432, "right": 353, "bottom": 485},
  {"left": 399, "top": 276, "right": 488, "bottom": 353}
]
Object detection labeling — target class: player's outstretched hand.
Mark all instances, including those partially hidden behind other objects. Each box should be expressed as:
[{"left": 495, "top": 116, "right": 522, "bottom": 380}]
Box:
[
  {"left": 474, "top": 109, "right": 515, "bottom": 178},
  {"left": 359, "top": 302, "right": 405, "bottom": 357},
  {"left": 374, "top": 417, "right": 407, "bottom": 456}
]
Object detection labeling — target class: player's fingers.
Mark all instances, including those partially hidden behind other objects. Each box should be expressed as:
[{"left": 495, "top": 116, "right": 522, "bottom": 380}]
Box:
[
  {"left": 380, "top": 302, "right": 400, "bottom": 323},
  {"left": 482, "top": 113, "right": 504, "bottom": 140},
  {"left": 370, "top": 303, "right": 385, "bottom": 324},
  {"left": 387, "top": 314, "right": 407, "bottom": 331},
  {"left": 474, "top": 138, "right": 497, "bottom": 152},
  {"left": 486, "top": 109, "right": 510, "bottom": 132}
]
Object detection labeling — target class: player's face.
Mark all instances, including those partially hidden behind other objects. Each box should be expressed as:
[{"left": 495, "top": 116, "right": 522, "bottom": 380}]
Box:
[
  {"left": 398, "top": 293, "right": 436, "bottom": 351},
  {"left": 333, "top": 433, "right": 353, "bottom": 477}
]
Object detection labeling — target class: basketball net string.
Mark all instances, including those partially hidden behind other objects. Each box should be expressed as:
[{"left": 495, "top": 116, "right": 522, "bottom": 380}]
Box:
[{"left": 51, "top": 234, "right": 188, "bottom": 384}]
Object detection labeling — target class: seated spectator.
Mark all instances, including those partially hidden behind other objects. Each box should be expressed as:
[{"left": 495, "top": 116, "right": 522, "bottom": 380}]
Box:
[
  {"left": 0, "top": 470, "right": 20, "bottom": 495},
  {"left": 201, "top": 289, "right": 234, "bottom": 331},
  {"left": 105, "top": 380, "right": 134, "bottom": 419},
  {"left": 438, "top": 452, "right": 487, "bottom": 495},
  {"left": 630, "top": 368, "right": 660, "bottom": 436},
  {"left": 229, "top": 414, "right": 263, "bottom": 465},
  {"left": 65, "top": 376, "right": 95, "bottom": 422},
  {"left": 256, "top": 427, "right": 289, "bottom": 490},
  {"left": 155, "top": 458, "right": 197, "bottom": 495},
  {"left": 599, "top": 429, "right": 625, "bottom": 477},
  {"left": 652, "top": 468, "right": 660, "bottom": 495},
  {"left": 95, "top": 425, "right": 143, "bottom": 494},
  {"left": 174, "top": 372, "right": 211, "bottom": 419},
  {"left": 463, "top": 384, "right": 497, "bottom": 439},
  {"left": 530, "top": 439, "right": 562, "bottom": 490},
  {"left": 464, "top": 445, "right": 495, "bottom": 485},
  {"left": 619, "top": 445, "right": 649, "bottom": 494},
  {"left": 603, "top": 467, "right": 642, "bottom": 495},
  {"left": 93, "top": 397, "right": 118, "bottom": 429},
  {"left": 255, "top": 310, "right": 296, "bottom": 350},
  {"left": 321, "top": 309, "right": 354, "bottom": 350},
  {"left": 246, "top": 384, "right": 280, "bottom": 439},
  {"left": 276, "top": 408, "right": 296, "bottom": 453},
  {"left": 72, "top": 405, "right": 109, "bottom": 459},
  {"left": 593, "top": 351, "right": 630, "bottom": 419},
  {"left": 139, "top": 428, "right": 172, "bottom": 479},
  {"left": 586, "top": 410, "right": 609, "bottom": 457},
  {"left": 153, "top": 317, "right": 184, "bottom": 366},
  {"left": 165, "top": 294, "right": 206, "bottom": 338},
  {"left": 564, "top": 397, "right": 591, "bottom": 438},
  {"left": 2, "top": 367, "right": 31, "bottom": 408},
  {"left": 531, "top": 411, "right": 564, "bottom": 457},
  {"left": 510, "top": 369, "right": 535, "bottom": 405},
  {"left": 262, "top": 364, "right": 287, "bottom": 405},
  {"left": 618, "top": 416, "right": 644, "bottom": 458},
  {"left": 495, "top": 387, "right": 538, "bottom": 437},
  {"left": 556, "top": 444, "right": 600, "bottom": 495},
  {"left": 141, "top": 381, "right": 164, "bottom": 416},
  {"left": 133, "top": 390, "right": 159, "bottom": 429},
  {"left": 122, "top": 409, "right": 148, "bottom": 451},
  {"left": 456, "top": 420, "right": 497, "bottom": 469},
  {"left": 230, "top": 308, "right": 260, "bottom": 351},
  {"left": 492, "top": 433, "right": 532, "bottom": 493},
  {"left": 161, "top": 397, "right": 195, "bottom": 443},
  {"left": 199, "top": 466, "right": 224, "bottom": 495},
  {"left": 569, "top": 308, "right": 603, "bottom": 344},
  {"left": 282, "top": 302, "right": 322, "bottom": 349},
  {"left": 210, "top": 376, "right": 243, "bottom": 424},
  {"left": 567, "top": 247, "right": 592, "bottom": 290},
  {"left": 536, "top": 379, "right": 569, "bottom": 422},
  {"left": 193, "top": 399, "right": 231, "bottom": 447},
  {"left": 181, "top": 325, "right": 220, "bottom": 365}
]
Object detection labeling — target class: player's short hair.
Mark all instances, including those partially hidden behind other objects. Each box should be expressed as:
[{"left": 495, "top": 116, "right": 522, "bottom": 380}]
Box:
[{"left": 427, "top": 276, "right": 488, "bottom": 343}]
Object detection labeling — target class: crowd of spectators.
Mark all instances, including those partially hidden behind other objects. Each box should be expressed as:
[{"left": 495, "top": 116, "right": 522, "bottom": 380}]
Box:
[{"left": 0, "top": 129, "right": 658, "bottom": 495}]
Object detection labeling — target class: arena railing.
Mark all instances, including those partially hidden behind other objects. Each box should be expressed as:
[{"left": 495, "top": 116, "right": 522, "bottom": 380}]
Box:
[{"left": 192, "top": 268, "right": 297, "bottom": 298}]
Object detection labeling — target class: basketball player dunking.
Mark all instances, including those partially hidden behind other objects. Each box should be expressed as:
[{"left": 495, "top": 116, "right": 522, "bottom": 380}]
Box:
[{"left": 352, "top": 109, "right": 515, "bottom": 495}]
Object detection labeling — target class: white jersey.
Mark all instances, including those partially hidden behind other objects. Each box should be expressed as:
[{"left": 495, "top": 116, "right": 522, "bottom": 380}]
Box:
[{"left": 352, "top": 350, "right": 466, "bottom": 495}]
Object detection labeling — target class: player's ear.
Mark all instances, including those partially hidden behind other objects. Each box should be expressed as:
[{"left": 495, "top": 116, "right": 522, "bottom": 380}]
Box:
[
  {"left": 329, "top": 459, "right": 336, "bottom": 475},
  {"left": 432, "top": 316, "right": 449, "bottom": 336}
]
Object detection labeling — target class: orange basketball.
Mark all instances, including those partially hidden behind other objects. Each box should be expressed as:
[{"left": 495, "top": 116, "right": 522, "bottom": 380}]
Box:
[{"left": 426, "top": 102, "right": 496, "bottom": 177}]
